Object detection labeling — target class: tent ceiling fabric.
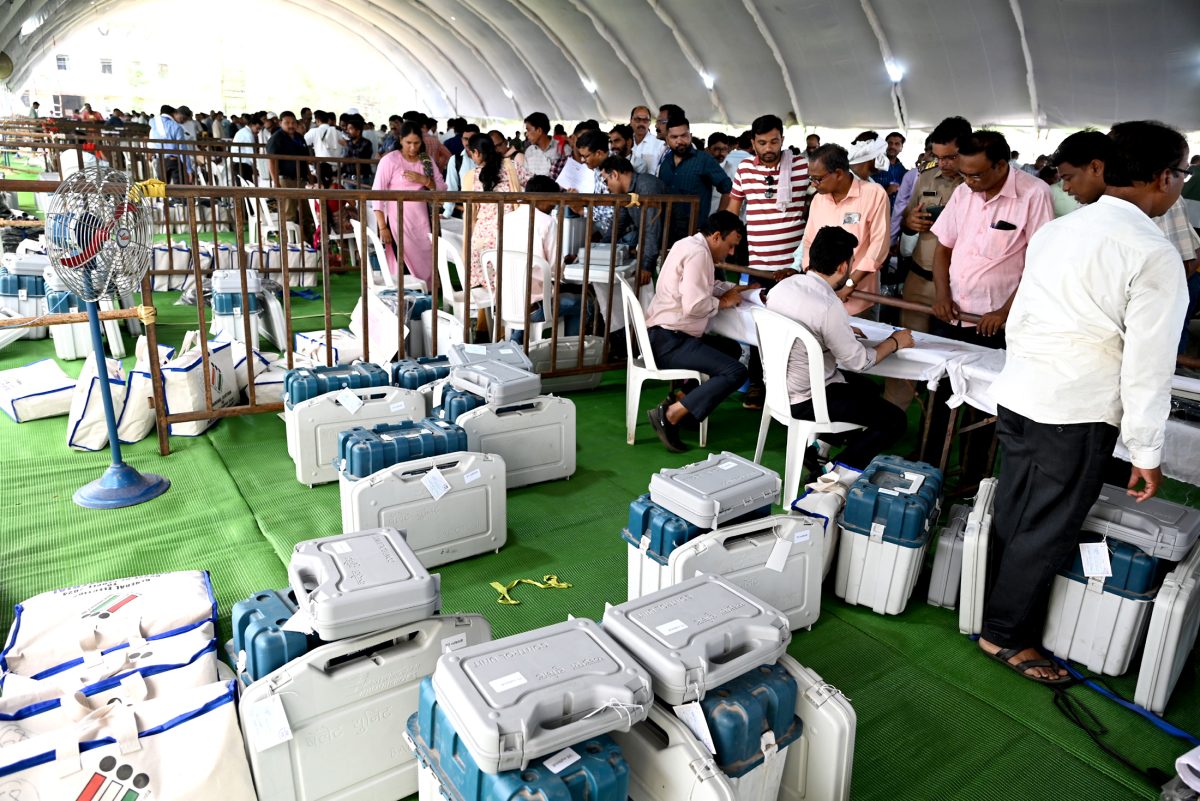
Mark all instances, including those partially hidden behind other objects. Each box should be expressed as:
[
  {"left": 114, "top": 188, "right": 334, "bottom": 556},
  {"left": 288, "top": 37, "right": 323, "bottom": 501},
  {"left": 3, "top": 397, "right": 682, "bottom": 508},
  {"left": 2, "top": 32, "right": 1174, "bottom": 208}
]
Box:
[{"left": 4, "top": 0, "right": 1199, "bottom": 129}]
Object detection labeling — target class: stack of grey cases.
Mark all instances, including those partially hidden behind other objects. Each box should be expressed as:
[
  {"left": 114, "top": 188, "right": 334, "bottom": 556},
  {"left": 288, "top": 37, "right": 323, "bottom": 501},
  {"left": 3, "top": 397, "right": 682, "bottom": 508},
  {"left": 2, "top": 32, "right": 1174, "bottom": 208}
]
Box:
[
  {"left": 445, "top": 341, "right": 578, "bottom": 489},
  {"left": 409, "top": 617, "right": 653, "bottom": 776},
  {"left": 238, "top": 528, "right": 494, "bottom": 801},
  {"left": 599, "top": 575, "right": 859, "bottom": 801}
]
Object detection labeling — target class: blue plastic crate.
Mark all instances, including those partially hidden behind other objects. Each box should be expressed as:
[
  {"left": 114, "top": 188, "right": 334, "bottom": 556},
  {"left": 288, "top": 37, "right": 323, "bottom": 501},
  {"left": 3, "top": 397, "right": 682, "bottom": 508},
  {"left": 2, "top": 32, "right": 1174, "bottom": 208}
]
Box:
[
  {"left": 337, "top": 417, "right": 468, "bottom": 479},
  {"left": 843, "top": 455, "right": 943, "bottom": 547},
  {"left": 230, "top": 588, "right": 316, "bottom": 682},
  {"left": 46, "top": 289, "right": 80, "bottom": 314},
  {"left": 623, "top": 494, "right": 774, "bottom": 565},
  {"left": 1060, "top": 535, "right": 1167, "bottom": 600},
  {"left": 0, "top": 273, "right": 46, "bottom": 298},
  {"left": 284, "top": 362, "right": 389, "bottom": 406},
  {"left": 390, "top": 355, "right": 451, "bottom": 390},
  {"left": 213, "top": 292, "right": 260, "bottom": 315},
  {"left": 437, "top": 385, "right": 486, "bottom": 424},
  {"left": 699, "top": 662, "right": 803, "bottom": 778},
  {"left": 409, "top": 677, "right": 630, "bottom": 801}
]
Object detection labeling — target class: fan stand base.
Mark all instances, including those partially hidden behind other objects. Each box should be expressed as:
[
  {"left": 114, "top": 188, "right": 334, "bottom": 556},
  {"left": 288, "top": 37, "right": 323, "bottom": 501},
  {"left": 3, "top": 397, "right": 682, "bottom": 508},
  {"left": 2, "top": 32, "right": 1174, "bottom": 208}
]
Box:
[{"left": 74, "top": 463, "right": 170, "bottom": 509}]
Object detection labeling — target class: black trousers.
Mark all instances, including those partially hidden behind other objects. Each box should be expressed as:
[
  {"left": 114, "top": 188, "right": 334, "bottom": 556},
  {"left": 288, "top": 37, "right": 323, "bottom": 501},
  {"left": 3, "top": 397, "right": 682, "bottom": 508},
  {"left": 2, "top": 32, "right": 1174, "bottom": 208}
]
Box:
[
  {"left": 790, "top": 373, "right": 907, "bottom": 470},
  {"left": 980, "top": 406, "right": 1119, "bottom": 648},
  {"left": 647, "top": 327, "right": 747, "bottom": 422}
]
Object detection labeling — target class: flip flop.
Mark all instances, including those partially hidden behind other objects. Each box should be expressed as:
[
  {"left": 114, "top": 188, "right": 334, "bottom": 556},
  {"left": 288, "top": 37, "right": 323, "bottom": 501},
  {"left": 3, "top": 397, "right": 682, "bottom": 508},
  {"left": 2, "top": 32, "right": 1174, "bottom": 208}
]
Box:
[{"left": 986, "top": 646, "right": 1073, "bottom": 687}]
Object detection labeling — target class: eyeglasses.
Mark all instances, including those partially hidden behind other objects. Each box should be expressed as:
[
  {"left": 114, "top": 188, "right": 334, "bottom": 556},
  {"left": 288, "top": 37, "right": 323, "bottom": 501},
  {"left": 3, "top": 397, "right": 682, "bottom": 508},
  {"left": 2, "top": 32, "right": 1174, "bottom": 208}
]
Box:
[
  {"left": 935, "top": 153, "right": 960, "bottom": 163},
  {"left": 764, "top": 174, "right": 777, "bottom": 199},
  {"left": 959, "top": 164, "right": 996, "bottom": 183},
  {"left": 1169, "top": 166, "right": 1191, "bottom": 179},
  {"left": 809, "top": 172, "right": 829, "bottom": 185},
  {"left": 632, "top": 116, "right": 652, "bottom": 123}
]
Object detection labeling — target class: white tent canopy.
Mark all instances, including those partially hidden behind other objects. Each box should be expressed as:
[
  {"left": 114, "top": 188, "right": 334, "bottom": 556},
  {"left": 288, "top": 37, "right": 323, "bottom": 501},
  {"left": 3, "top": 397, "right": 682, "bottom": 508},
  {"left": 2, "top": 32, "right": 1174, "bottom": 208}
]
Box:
[{"left": 3, "top": 0, "right": 1199, "bottom": 130}]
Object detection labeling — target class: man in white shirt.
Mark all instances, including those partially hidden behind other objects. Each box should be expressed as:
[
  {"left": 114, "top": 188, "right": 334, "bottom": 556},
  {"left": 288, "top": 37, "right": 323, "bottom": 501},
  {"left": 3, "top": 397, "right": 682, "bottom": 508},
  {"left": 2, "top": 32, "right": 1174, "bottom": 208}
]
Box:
[
  {"left": 766, "top": 226, "right": 913, "bottom": 469},
  {"left": 629, "top": 105, "right": 666, "bottom": 177},
  {"left": 305, "top": 110, "right": 347, "bottom": 185},
  {"left": 981, "top": 121, "right": 1190, "bottom": 685}
]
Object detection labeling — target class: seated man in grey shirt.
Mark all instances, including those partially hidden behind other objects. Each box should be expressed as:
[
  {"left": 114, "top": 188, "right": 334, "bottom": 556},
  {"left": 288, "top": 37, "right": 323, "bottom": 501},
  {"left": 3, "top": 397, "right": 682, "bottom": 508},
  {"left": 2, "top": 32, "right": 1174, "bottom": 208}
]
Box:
[{"left": 765, "top": 225, "right": 915, "bottom": 469}]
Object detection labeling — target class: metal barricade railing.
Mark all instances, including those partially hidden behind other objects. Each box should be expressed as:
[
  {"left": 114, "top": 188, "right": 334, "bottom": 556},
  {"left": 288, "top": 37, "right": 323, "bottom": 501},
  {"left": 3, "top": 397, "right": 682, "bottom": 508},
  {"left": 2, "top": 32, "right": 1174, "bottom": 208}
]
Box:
[{"left": 0, "top": 174, "right": 699, "bottom": 455}]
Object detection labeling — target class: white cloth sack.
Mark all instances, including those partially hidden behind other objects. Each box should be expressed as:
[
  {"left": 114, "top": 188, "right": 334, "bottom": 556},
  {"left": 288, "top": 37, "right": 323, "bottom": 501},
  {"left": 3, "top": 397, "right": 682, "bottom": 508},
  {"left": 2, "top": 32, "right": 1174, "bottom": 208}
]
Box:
[
  {"left": 254, "top": 354, "right": 315, "bottom": 405},
  {"left": 116, "top": 337, "right": 177, "bottom": 445},
  {"left": 348, "top": 292, "right": 409, "bottom": 364},
  {"left": 227, "top": 343, "right": 272, "bottom": 394},
  {"left": 249, "top": 244, "right": 318, "bottom": 287},
  {"left": 293, "top": 328, "right": 362, "bottom": 365},
  {"left": 66, "top": 354, "right": 126, "bottom": 451},
  {"left": 0, "top": 680, "right": 256, "bottom": 801},
  {"left": 151, "top": 245, "right": 207, "bottom": 292},
  {"left": 0, "top": 359, "right": 75, "bottom": 422},
  {"left": 160, "top": 336, "right": 239, "bottom": 436},
  {"left": 0, "top": 623, "right": 218, "bottom": 707},
  {"left": 0, "top": 571, "right": 217, "bottom": 682}
]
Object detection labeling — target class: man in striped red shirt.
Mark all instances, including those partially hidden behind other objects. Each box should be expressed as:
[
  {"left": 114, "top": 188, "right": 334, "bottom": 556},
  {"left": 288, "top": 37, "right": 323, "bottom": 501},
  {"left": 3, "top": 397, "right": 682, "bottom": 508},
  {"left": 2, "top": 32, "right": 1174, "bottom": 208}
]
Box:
[{"left": 722, "top": 114, "right": 810, "bottom": 275}]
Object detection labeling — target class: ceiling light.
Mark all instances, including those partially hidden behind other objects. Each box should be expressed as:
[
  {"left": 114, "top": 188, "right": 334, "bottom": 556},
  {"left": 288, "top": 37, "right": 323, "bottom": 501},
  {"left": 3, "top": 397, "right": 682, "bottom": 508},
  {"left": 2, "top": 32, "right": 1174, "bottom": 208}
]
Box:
[
  {"left": 502, "top": 87, "right": 514, "bottom": 99},
  {"left": 700, "top": 71, "right": 715, "bottom": 89},
  {"left": 582, "top": 78, "right": 597, "bottom": 94},
  {"left": 885, "top": 60, "right": 904, "bottom": 82}
]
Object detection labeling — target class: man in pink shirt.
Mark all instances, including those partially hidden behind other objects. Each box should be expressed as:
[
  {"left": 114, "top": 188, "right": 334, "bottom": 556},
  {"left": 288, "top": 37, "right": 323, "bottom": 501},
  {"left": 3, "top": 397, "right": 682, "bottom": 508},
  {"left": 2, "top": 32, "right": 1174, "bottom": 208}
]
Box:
[
  {"left": 644, "top": 211, "right": 757, "bottom": 452},
  {"left": 930, "top": 130, "right": 1054, "bottom": 346},
  {"left": 799, "top": 145, "right": 891, "bottom": 317}
]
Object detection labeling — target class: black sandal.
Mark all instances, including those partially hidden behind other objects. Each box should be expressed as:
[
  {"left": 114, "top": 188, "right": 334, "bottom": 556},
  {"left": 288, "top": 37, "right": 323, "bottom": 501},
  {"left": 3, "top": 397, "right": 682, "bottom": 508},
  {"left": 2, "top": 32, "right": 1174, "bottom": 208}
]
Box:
[{"left": 985, "top": 645, "right": 1073, "bottom": 687}]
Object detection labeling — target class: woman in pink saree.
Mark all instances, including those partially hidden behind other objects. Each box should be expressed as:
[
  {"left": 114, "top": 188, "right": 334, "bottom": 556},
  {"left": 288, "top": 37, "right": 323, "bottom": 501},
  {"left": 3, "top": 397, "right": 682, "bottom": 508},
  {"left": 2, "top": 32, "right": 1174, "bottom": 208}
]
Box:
[{"left": 371, "top": 121, "right": 445, "bottom": 284}]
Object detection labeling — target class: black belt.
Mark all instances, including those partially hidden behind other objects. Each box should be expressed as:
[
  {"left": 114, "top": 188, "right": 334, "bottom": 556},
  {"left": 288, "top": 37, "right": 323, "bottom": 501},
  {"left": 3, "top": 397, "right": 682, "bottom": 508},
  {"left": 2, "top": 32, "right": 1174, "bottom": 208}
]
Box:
[{"left": 907, "top": 262, "right": 934, "bottom": 282}]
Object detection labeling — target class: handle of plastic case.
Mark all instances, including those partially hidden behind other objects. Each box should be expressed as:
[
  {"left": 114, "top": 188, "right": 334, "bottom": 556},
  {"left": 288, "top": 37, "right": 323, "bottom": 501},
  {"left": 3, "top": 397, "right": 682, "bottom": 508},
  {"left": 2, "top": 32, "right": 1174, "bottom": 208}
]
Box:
[{"left": 319, "top": 621, "right": 431, "bottom": 672}]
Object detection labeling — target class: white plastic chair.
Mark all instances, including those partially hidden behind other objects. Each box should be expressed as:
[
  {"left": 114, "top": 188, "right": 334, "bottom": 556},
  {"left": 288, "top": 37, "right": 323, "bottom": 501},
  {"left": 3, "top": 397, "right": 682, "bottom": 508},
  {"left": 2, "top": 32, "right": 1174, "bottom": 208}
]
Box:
[
  {"left": 750, "top": 307, "right": 865, "bottom": 502},
  {"left": 237, "top": 175, "right": 278, "bottom": 244},
  {"left": 481, "top": 248, "right": 555, "bottom": 343},
  {"left": 434, "top": 234, "right": 494, "bottom": 325},
  {"left": 350, "top": 219, "right": 397, "bottom": 293},
  {"left": 422, "top": 308, "right": 466, "bottom": 357},
  {"left": 619, "top": 276, "right": 708, "bottom": 447},
  {"left": 310, "top": 198, "right": 357, "bottom": 267}
]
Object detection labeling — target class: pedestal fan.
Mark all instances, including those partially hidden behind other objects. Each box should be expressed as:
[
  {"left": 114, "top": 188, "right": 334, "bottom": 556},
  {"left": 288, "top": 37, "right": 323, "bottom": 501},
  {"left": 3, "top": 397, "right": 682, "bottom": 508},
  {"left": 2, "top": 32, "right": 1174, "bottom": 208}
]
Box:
[{"left": 46, "top": 167, "right": 169, "bottom": 508}]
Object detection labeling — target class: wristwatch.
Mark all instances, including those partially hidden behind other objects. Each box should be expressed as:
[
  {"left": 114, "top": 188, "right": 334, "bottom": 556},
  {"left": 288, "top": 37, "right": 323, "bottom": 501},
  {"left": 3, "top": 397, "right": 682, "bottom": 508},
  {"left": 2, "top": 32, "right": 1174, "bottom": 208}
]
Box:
[{"left": 845, "top": 278, "right": 856, "bottom": 288}]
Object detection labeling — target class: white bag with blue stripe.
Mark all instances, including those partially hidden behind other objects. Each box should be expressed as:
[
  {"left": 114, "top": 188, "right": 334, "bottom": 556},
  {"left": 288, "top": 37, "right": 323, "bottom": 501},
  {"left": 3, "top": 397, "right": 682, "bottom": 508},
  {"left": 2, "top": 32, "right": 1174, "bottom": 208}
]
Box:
[
  {"left": 65, "top": 353, "right": 126, "bottom": 451},
  {"left": 0, "top": 571, "right": 217, "bottom": 683},
  {"left": 0, "top": 359, "right": 75, "bottom": 422},
  {"left": 0, "top": 680, "right": 256, "bottom": 800}
]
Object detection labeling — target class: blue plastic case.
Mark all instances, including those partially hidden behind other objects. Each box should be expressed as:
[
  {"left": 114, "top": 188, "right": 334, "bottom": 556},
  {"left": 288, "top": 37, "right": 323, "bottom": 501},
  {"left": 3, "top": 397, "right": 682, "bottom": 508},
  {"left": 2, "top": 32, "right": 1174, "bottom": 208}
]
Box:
[
  {"left": 409, "top": 677, "right": 630, "bottom": 800},
  {"left": 0, "top": 272, "right": 46, "bottom": 298},
  {"left": 284, "top": 362, "right": 389, "bottom": 406},
  {"left": 1060, "top": 535, "right": 1166, "bottom": 600},
  {"left": 842, "top": 455, "right": 943, "bottom": 546},
  {"left": 230, "top": 588, "right": 315, "bottom": 682},
  {"left": 337, "top": 418, "right": 468, "bottom": 480},
  {"left": 622, "top": 494, "right": 774, "bottom": 565},
  {"left": 390, "top": 355, "right": 452, "bottom": 390},
  {"left": 700, "top": 662, "right": 803, "bottom": 778},
  {"left": 213, "top": 292, "right": 261, "bottom": 315},
  {"left": 437, "top": 385, "right": 487, "bottom": 424},
  {"left": 46, "top": 290, "right": 79, "bottom": 313}
]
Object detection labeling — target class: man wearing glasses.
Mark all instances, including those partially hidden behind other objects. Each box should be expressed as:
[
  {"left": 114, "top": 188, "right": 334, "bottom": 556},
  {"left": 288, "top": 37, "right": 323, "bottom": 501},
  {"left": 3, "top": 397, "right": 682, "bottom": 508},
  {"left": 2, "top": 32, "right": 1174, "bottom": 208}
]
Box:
[
  {"left": 929, "top": 130, "right": 1054, "bottom": 346},
  {"left": 898, "top": 116, "right": 972, "bottom": 333},
  {"left": 799, "top": 144, "right": 891, "bottom": 319},
  {"left": 629, "top": 105, "right": 666, "bottom": 177}
]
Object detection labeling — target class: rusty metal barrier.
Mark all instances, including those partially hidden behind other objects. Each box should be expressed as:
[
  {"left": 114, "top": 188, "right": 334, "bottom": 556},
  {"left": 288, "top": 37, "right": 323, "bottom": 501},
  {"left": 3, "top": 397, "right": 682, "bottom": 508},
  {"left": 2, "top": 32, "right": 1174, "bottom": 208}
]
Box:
[{"left": 1, "top": 175, "right": 700, "bottom": 455}]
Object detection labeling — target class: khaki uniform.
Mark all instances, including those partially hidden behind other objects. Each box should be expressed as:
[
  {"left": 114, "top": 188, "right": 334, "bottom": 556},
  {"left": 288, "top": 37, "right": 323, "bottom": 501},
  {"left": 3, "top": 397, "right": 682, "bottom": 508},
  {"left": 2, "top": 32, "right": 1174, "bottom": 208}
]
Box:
[{"left": 900, "top": 167, "right": 962, "bottom": 332}]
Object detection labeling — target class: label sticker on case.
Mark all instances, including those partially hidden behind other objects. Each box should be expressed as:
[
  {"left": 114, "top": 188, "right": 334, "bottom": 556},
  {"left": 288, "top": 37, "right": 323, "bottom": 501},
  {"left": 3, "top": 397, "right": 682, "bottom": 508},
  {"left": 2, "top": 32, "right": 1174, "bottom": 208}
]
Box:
[
  {"left": 766, "top": 537, "right": 792, "bottom": 572},
  {"left": 656, "top": 619, "right": 688, "bottom": 636},
  {"left": 464, "top": 468, "right": 482, "bottom": 485},
  {"left": 489, "top": 671, "right": 527, "bottom": 692},
  {"left": 794, "top": 528, "right": 812, "bottom": 544},
  {"left": 718, "top": 461, "right": 737, "bottom": 470},
  {"left": 1080, "top": 542, "right": 1112, "bottom": 578},
  {"left": 390, "top": 402, "right": 409, "bottom": 412},
  {"left": 245, "top": 693, "right": 293, "bottom": 752},
  {"left": 423, "top": 466, "right": 451, "bottom": 501},
  {"left": 441, "top": 632, "right": 468, "bottom": 653},
  {"left": 465, "top": 344, "right": 487, "bottom": 354},
  {"left": 673, "top": 702, "right": 717, "bottom": 754},
  {"left": 329, "top": 541, "right": 352, "bottom": 554},
  {"left": 335, "top": 388, "right": 364, "bottom": 414},
  {"left": 544, "top": 747, "right": 582, "bottom": 774}
]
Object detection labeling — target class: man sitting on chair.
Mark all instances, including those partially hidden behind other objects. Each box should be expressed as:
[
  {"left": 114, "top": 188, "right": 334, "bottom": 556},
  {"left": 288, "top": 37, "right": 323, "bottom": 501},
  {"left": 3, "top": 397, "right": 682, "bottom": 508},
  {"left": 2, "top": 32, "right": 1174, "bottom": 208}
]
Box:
[
  {"left": 645, "top": 211, "right": 758, "bottom": 452},
  {"left": 766, "top": 225, "right": 914, "bottom": 469}
]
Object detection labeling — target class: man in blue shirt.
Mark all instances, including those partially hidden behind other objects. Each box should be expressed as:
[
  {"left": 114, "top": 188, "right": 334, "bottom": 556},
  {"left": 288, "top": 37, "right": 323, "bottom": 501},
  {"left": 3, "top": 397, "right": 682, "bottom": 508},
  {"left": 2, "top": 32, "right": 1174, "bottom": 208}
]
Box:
[
  {"left": 657, "top": 116, "right": 733, "bottom": 246},
  {"left": 149, "top": 104, "right": 191, "bottom": 183},
  {"left": 872, "top": 131, "right": 907, "bottom": 206}
]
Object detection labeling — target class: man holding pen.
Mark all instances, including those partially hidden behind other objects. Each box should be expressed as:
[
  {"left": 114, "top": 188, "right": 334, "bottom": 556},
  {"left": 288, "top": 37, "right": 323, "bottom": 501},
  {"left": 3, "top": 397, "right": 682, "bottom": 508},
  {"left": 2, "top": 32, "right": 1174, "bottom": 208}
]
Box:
[{"left": 645, "top": 211, "right": 760, "bottom": 452}]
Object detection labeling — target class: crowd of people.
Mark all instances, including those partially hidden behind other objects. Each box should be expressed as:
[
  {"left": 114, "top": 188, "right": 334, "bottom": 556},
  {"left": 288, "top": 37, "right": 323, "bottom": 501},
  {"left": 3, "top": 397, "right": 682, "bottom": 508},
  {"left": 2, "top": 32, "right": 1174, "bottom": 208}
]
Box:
[{"left": 33, "top": 96, "right": 1198, "bottom": 686}]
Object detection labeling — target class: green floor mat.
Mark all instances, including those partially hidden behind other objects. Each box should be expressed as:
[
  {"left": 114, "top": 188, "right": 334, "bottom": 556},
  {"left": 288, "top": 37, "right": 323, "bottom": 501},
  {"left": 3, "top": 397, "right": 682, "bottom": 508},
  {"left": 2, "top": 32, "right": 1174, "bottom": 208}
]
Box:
[{"left": 0, "top": 279, "right": 1195, "bottom": 800}]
